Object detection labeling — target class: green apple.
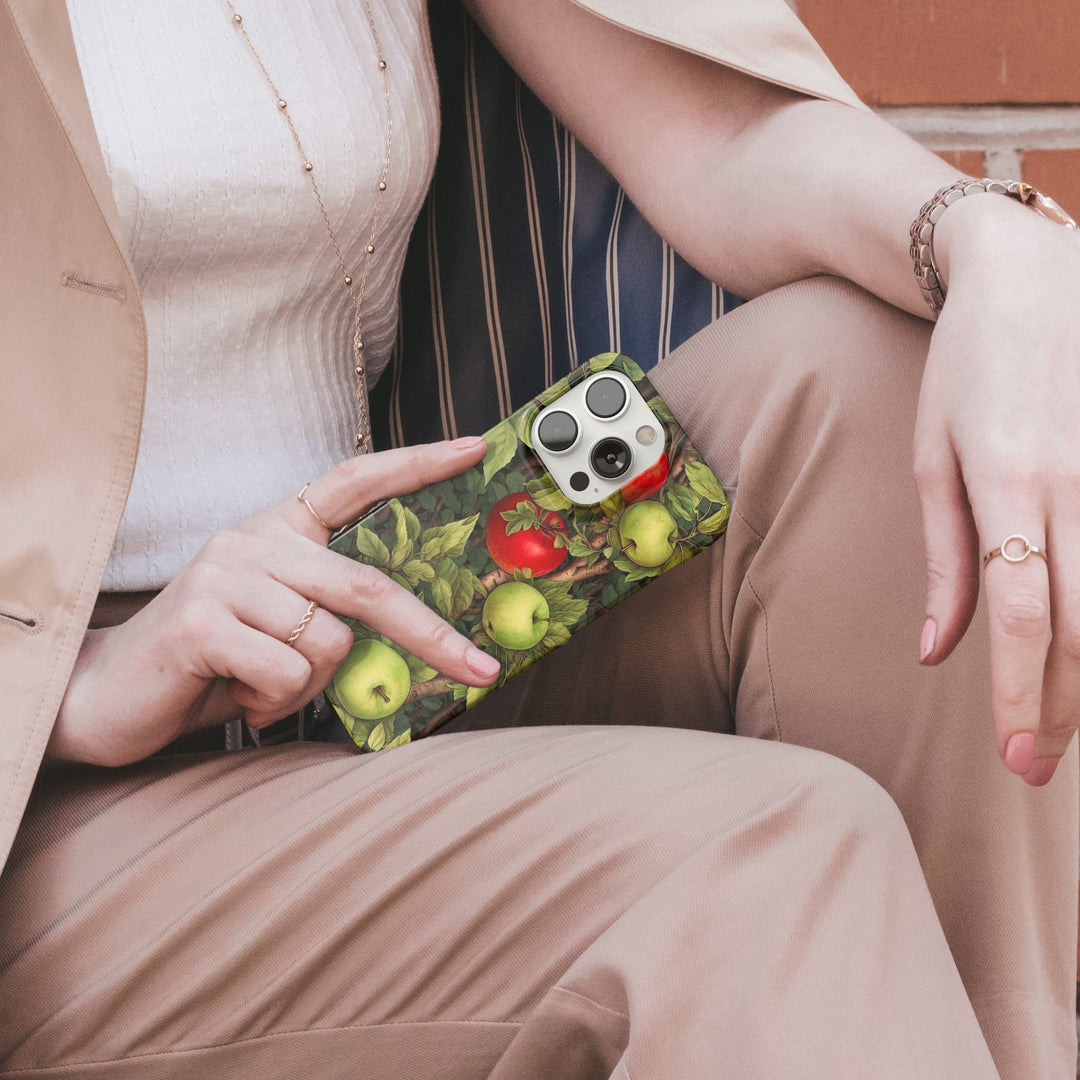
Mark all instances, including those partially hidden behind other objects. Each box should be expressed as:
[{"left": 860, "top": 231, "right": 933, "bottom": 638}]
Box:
[
  {"left": 333, "top": 639, "right": 412, "bottom": 720},
  {"left": 619, "top": 501, "right": 678, "bottom": 567},
  {"left": 481, "top": 581, "right": 550, "bottom": 651}
]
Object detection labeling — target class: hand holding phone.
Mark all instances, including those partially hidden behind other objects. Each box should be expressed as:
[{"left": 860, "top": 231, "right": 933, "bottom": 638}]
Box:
[{"left": 325, "top": 353, "right": 730, "bottom": 751}]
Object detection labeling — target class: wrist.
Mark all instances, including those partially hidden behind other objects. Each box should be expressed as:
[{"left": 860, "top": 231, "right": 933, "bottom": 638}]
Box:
[
  {"left": 910, "top": 178, "right": 1077, "bottom": 316},
  {"left": 933, "top": 188, "right": 1036, "bottom": 285}
]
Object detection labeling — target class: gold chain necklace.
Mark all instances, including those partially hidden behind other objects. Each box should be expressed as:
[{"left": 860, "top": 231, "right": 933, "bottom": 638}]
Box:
[{"left": 224, "top": 0, "right": 393, "bottom": 454}]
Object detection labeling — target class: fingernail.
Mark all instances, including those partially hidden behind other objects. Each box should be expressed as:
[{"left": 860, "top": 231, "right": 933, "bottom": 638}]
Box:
[
  {"left": 1004, "top": 732, "right": 1035, "bottom": 775},
  {"left": 467, "top": 647, "right": 501, "bottom": 679},
  {"left": 450, "top": 435, "right": 485, "bottom": 450},
  {"left": 919, "top": 617, "right": 937, "bottom": 663},
  {"left": 1024, "top": 756, "right": 1057, "bottom": 787}
]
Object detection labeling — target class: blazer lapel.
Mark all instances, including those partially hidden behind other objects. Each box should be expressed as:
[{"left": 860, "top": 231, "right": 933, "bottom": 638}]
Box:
[
  {"left": 4, "top": 0, "right": 134, "bottom": 275},
  {"left": 569, "top": 0, "right": 866, "bottom": 110}
]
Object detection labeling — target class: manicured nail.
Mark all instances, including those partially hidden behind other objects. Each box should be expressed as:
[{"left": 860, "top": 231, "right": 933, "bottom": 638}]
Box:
[
  {"left": 450, "top": 435, "right": 485, "bottom": 450},
  {"left": 1024, "top": 756, "right": 1057, "bottom": 787},
  {"left": 919, "top": 617, "right": 937, "bottom": 663},
  {"left": 1004, "top": 732, "right": 1035, "bottom": 775},
  {"left": 467, "top": 647, "right": 501, "bottom": 679}
]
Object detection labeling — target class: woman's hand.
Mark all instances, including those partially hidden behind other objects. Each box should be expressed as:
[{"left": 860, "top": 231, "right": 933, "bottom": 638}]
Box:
[
  {"left": 915, "top": 194, "right": 1080, "bottom": 785},
  {"left": 49, "top": 437, "right": 502, "bottom": 767}
]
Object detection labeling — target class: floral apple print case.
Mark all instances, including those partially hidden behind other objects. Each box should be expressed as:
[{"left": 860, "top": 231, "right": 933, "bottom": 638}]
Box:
[{"left": 325, "top": 353, "right": 730, "bottom": 751}]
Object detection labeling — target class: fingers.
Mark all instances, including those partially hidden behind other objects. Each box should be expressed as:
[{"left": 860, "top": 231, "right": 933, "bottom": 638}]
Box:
[
  {"left": 172, "top": 437, "right": 496, "bottom": 730},
  {"left": 280, "top": 436, "right": 487, "bottom": 540},
  {"left": 263, "top": 540, "right": 501, "bottom": 685},
  {"left": 1032, "top": 519, "right": 1080, "bottom": 784},
  {"left": 915, "top": 438, "right": 980, "bottom": 664},
  {"left": 982, "top": 533, "right": 1052, "bottom": 780},
  {"left": 196, "top": 537, "right": 501, "bottom": 727}
]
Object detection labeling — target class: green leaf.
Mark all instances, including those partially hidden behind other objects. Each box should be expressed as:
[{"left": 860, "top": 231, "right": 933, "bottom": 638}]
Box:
[
  {"left": 420, "top": 513, "right": 479, "bottom": 563},
  {"left": 599, "top": 491, "right": 624, "bottom": 519},
  {"left": 431, "top": 577, "right": 454, "bottom": 619},
  {"left": 401, "top": 558, "right": 436, "bottom": 587},
  {"left": 526, "top": 475, "right": 575, "bottom": 513},
  {"left": 661, "top": 545, "right": 697, "bottom": 572},
  {"left": 540, "top": 622, "right": 572, "bottom": 649},
  {"left": 482, "top": 420, "right": 519, "bottom": 483},
  {"left": 511, "top": 405, "right": 539, "bottom": 449},
  {"left": 534, "top": 374, "right": 574, "bottom": 409},
  {"left": 404, "top": 501, "right": 422, "bottom": 544},
  {"left": 388, "top": 500, "right": 415, "bottom": 567},
  {"left": 462, "top": 565, "right": 488, "bottom": 600},
  {"left": 466, "top": 682, "right": 498, "bottom": 708},
  {"left": 697, "top": 506, "right": 731, "bottom": 536},
  {"left": 501, "top": 499, "right": 544, "bottom": 535},
  {"left": 406, "top": 654, "right": 438, "bottom": 682},
  {"left": 567, "top": 536, "right": 596, "bottom": 557},
  {"left": 622, "top": 563, "right": 664, "bottom": 583},
  {"left": 586, "top": 352, "right": 619, "bottom": 372},
  {"left": 664, "top": 484, "right": 699, "bottom": 526},
  {"left": 684, "top": 460, "right": 727, "bottom": 505},
  {"left": 451, "top": 565, "right": 478, "bottom": 616},
  {"left": 547, "top": 593, "right": 589, "bottom": 628},
  {"left": 647, "top": 395, "right": 677, "bottom": 425},
  {"left": 615, "top": 354, "right": 645, "bottom": 381},
  {"left": 352, "top": 525, "right": 390, "bottom": 568},
  {"left": 385, "top": 729, "right": 412, "bottom": 749}
]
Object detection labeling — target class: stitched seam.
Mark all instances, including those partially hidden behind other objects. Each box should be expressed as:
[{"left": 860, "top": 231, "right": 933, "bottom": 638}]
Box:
[
  {"left": 550, "top": 985, "right": 630, "bottom": 1023},
  {"left": 743, "top": 573, "right": 782, "bottom": 742},
  {"left": 733, "top": 503, "right": 765, "bottom": 544},
  {"left": 0, "top": 1019, "right": 525, "bottom": 1075}
]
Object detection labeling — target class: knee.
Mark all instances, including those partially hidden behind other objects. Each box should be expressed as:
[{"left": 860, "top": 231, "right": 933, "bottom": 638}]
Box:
[{"left": 789, "top": 744, "right": 912, "bottom": 849}]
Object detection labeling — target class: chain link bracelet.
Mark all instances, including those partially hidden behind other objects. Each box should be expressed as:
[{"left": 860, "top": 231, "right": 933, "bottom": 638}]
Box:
[{"left": 909, "top": 177, "right": 1077, "bottom": 318}]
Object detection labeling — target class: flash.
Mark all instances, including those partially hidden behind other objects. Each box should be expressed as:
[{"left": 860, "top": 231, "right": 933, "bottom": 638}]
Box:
[{"left": 635, "top": 425, "right": 658, "bottom": 446}]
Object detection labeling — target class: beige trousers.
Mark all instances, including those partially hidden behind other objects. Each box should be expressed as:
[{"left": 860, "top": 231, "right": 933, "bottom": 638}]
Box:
[
  {"left": 463, "top": 277, "right": 1078, "bottom": 1077},
  {"left": 0, "top": 278, "right": 1070, "bottom": 1078}
]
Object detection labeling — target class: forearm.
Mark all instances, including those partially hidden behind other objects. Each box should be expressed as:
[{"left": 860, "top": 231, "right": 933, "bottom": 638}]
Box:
[{"left": 470, "top": 0, "right": 996, "bottom": 317}]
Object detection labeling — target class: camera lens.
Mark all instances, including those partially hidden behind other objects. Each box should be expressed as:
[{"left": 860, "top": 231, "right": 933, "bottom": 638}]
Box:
[
  {"left": 536, "top": 409, "right": 578, "bottom": 453},
  {"left": 584, "top": 376, "right": 627, "bottom": 419},
  {"left": 590, "top": 437, "right": 632, "bottom": 479}
]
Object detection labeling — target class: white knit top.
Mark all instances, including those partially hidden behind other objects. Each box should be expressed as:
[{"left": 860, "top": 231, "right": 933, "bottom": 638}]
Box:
[{"left": 67, "top": 0, "right": 440, "bottom": 590}]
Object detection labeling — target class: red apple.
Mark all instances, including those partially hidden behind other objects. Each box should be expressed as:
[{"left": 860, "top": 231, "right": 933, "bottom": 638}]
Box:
[
  {"left": 620, "top": 452, "right": 670, "bottom": 503},
  {"left": 485, "top": 492, "right": 568, "bottom": 576}
]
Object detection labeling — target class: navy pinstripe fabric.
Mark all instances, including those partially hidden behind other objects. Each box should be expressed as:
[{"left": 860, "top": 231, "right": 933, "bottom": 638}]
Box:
[{"left": 372, "top": 2, "right": 743, "bottom": 448}]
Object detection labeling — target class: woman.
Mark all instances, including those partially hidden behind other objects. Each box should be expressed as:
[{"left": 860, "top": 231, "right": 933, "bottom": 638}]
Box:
[{"left": 0, "top": 0, "right": 1075, "bottom": 1075}]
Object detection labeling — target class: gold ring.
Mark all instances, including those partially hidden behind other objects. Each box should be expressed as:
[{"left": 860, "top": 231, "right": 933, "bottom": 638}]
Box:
[
  {"left": 286, "top": 600, "right": 318, "bottom": 646},
  {"left": 297, "top": 482, "right": 334, "bottom": 532},
  {"left": 982, "top": 533, "right": 1049, "bottom": 569}
]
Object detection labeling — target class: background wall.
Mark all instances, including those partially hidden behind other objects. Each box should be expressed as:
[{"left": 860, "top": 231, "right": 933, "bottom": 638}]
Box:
[{"left": 796, "top": 0, "right": 1080, "bottom": 216}]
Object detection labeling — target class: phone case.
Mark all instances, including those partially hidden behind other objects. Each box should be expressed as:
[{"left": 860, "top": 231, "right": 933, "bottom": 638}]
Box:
[{"left": 324, "top": 352, "right": 730, "bottom": 751}]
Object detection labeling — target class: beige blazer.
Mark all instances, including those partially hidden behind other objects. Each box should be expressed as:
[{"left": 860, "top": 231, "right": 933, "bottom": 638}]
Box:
[{"left": 0, "top": 0, "right": 861, "bottom": 870}]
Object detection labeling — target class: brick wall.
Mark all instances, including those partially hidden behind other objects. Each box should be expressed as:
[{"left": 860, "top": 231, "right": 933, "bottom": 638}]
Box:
[{"left": 796, "top": 0, "right": 1080, "bottom": 217}]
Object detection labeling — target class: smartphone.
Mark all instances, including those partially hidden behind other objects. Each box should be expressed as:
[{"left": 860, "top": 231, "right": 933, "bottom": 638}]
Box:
[{"left": 324, "top": 352, "right": 730, "bottom": 751}]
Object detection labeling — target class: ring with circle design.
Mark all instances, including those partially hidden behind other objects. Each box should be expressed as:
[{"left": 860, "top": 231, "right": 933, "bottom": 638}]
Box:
[
  {"left": 982, "top": 534, "right": 1049, "bottom": 569},
  {"left": 297, "top": 482, "right": 334, "bottom": 532},
  {"left": 286, "top": 599, "right": 318, "bottom": 646}
]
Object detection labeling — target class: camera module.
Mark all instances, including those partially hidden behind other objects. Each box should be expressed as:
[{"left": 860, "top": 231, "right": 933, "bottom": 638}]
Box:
[
  {"left": 590, "top": 437, "right": 632, "bottom": 479},
  {"left": 584, "top": 375, "right": 627, "bottom": 420},
  {"left": 536, "top": 409, "right": 579, "bottom": 453}
]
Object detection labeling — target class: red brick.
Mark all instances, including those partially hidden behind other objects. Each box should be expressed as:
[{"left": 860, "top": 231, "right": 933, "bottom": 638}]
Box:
[
  {"left": 934, "top": 150, "right": 985, "bottom": 177},
  {"left": 799, "top": 0, "right": 1080, "bottom": 105},
  {"left": 1021, "top": 149, "right": 1080, "bottom": 222}
]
